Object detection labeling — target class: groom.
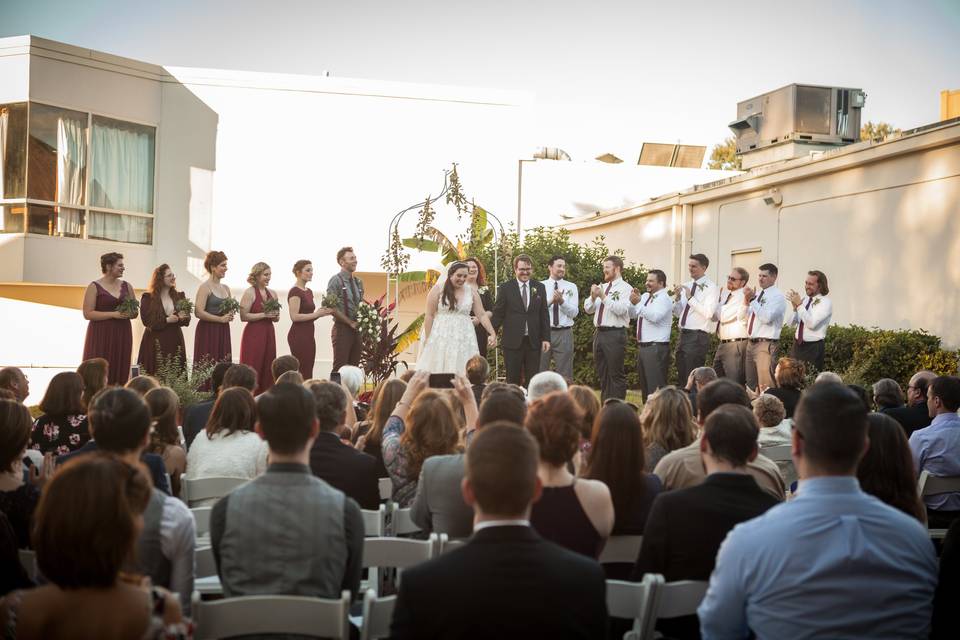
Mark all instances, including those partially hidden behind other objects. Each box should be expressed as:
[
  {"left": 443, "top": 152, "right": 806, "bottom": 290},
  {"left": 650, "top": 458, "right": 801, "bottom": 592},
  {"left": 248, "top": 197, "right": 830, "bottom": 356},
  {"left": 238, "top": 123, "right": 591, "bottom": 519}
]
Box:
[{"left": 492, "top": 254, "right": 550, "bottom": 387}]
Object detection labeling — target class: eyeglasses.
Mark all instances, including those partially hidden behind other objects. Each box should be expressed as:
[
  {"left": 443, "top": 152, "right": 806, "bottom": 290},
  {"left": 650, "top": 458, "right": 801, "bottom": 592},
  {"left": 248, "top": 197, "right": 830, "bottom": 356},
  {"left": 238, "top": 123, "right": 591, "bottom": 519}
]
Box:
[{"left": 727, "top": 276, "right": 743, "bottom": 281}]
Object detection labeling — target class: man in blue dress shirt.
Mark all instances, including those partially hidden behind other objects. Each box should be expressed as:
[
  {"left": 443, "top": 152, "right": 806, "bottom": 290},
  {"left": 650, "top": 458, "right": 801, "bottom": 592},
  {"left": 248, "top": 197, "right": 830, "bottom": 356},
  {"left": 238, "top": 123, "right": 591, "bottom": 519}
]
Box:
[
  {"left": 909, "top": 375, "right": 960, "bottom": 528},
  {"left": 698, "top": 382, "right": 938, "bottom": 639}
]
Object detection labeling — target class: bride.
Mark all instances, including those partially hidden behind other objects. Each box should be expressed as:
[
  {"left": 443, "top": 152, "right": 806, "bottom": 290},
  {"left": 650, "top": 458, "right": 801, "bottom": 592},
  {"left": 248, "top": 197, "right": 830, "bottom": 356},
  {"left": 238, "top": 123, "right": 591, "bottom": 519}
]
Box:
[{"left": 418, "top": 261, "right": 497, "bottom": 374}]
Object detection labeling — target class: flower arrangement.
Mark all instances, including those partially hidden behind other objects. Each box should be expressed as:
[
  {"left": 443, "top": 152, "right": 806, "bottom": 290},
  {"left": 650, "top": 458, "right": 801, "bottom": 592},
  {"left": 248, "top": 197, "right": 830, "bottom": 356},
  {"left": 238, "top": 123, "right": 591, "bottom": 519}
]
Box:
[
  {"left": 356, "top": 301, "right": 382, "bottom": 342},
  {"left": 175, "top": 298, "right": 194, "bottom": 315},
  {"left": 115, "top": 297, "right": 140, "bottom": 317},
  {"left": 321, "top": 292, "right": 342, "bottom": 310},
  {"left": 218, "top": 297, "right": 241, "bottom": 316},
  {"left": 263, "top": 298, "right": 282, "bottom": 314}
]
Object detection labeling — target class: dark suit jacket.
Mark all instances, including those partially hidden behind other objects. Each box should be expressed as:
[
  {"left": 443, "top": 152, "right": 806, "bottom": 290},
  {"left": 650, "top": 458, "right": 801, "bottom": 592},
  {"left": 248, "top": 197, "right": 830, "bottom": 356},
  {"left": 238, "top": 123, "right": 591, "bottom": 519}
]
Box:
[
  {"left": 56, "top": 441, "right": 171, "bottom": 495},
  {"left": 390, "top": 525, "right": 607, "bottom": 639},
  {"left": 491, "top": 279, "right": 550, "bottom": 350},
  {"left": 308, "top": 432, "right": 380, "bottom": 510},
  {"left": 183, "top": 399, "right": 215, "bottom": 450},
  {"left": 882, "top": 402, "right": 931, "bottom": 438}
]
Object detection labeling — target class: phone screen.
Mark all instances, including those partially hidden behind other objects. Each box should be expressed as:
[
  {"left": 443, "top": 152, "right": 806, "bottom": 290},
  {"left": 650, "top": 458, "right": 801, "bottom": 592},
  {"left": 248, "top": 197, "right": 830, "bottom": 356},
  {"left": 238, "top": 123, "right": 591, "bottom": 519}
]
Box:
[{"left": 428, "top": 373, "right": 455, "bottom": 388}]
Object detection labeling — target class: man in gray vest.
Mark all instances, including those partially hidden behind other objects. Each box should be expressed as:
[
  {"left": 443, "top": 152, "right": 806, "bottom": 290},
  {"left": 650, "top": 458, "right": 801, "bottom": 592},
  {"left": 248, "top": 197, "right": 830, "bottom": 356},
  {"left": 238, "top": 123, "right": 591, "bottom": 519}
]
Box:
[
  {"left": 210, "top": 383, "right": 364, "bottom": 600},
  {"left": 326, "top": 246, "right": 365, "bottom": 372}
]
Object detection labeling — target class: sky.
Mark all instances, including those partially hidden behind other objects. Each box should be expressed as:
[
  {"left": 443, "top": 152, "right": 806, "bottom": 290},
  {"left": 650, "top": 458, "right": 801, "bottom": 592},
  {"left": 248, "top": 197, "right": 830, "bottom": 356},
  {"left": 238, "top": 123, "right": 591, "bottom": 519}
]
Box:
[{"left": 2, "top": 0, "right": 959, "bottom": 160}]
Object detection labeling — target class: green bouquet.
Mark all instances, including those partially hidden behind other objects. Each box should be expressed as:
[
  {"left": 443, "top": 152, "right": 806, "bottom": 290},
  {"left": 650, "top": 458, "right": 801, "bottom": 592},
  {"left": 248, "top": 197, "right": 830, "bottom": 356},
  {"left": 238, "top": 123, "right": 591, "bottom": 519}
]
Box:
[
  {"left": 115, "top": 297, "right": 140, "bottom": 318},
  {"left": 175, "top": 298, "right": 194, "bottom": 315},
  {"left": 218, "top": 297, "right": 241, "bottom": 316},
  {"left": 263, "top": 298, "right": 282, "bottom": 314}
]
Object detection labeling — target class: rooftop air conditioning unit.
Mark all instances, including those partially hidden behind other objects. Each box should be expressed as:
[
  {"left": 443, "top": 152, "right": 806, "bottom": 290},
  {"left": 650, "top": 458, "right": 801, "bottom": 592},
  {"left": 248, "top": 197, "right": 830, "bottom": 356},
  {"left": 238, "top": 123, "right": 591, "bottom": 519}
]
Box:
[{"left": 729, "top": 84, "right": 866, "bottom": 161}]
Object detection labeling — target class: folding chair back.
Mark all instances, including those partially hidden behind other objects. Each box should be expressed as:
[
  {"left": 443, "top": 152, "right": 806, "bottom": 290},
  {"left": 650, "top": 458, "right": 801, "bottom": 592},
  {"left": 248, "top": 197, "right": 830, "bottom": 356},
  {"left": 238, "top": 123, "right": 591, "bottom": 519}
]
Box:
[
  {"left": 192, "top": 591, "right": 351, "bottom": 639},
  {"left": 762, "top": 444, "right": 793, "bottom": 463},
  {"left": 362, "top": 504, "right": 388, "bottom": 536},
  {"left": 379, "top": 477, "right": 392, "bottom": 501},
  {"left": 181, "top": 476, "right": 247, "bottom": 505},
  {"left": 918, "top": 470, "right": 960, "bottom": 496},
  {"left": 191, "top": 506, "right": 212, "bottom": 538},
  {"left": 391, "top": 506, "right": 421, "bottom": 536},
  {"left": 651, "top": 580, "right": 709, "bottom": 621},
  {"left": 195, "top": 545, "right": 217, "bottom": 578},
  {"left": 360, "top": 589, "right": 397, "bottom": 640},
  {"left": 439, "top": 533, "right": 467, "bottom": 554},
  {"left": 598, "top": 535, "right": 643, "bottom": 564},
  {"left": 606, "top": 574, "right": 662, "bottom": 639},
  {"left": 363, "top": 537, "right": 434, "bottom": 569}
]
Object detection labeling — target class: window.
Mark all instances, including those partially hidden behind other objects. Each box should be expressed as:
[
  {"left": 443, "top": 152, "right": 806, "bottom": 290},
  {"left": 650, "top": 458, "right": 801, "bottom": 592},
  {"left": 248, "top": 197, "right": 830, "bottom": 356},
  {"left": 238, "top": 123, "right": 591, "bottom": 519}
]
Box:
[{"left": 0, "top": 102, "right": 156, "bottom": 245}]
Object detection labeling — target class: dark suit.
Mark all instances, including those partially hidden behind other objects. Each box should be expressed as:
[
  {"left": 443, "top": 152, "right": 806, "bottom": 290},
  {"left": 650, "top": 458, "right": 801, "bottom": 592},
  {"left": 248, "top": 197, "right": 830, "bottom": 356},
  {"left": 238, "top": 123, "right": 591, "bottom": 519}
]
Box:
[
  {"left": 308, "top": 432, "right": 380, "bottom": 510},
  {"left": 882, "top": 402, "right": 931, "bottom": 439},
  {"left": 183, "top": 399, "right": 214, "bottom": 450},
  {"left": 390, "top": 525, "right": 607, "bottom": 639},
  {"left": 57, "top": 441, "right": 171, "bottom": 495},
  {"left": 491, "top": 279, "right": 550, "bottom": 387},
  {"left": 631, "top": 473, "right": 778, "bottom": 639}
]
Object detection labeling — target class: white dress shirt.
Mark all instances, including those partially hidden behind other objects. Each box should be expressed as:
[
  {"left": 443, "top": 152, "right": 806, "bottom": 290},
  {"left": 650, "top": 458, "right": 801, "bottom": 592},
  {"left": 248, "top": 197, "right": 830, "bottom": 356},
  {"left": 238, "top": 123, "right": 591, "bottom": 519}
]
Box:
[
  {"left": 584, "top": 277, "right": 633, "bottom": 328},
  {"left": 630, "top": 289, "right": 672, "bottom": 343},
  {"left": 791, "top": 294, "right": 832, "bottom": 342},
  {"left": 715, "top": 287, "right": 749, "bottom": 340},
  {"left": 739, "top": 285, "right": 787, "bottom": 339},
  {"left": 542, "top": 277, "right": 579, "bottom": 328},
  {"left": 672, "top": 276, "right": 719, "bottom": 332}
]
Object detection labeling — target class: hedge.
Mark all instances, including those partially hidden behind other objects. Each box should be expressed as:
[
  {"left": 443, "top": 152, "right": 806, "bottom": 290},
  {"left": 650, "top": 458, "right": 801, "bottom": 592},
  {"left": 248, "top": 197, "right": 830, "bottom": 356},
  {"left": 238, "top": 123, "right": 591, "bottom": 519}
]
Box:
[{"left": 475, "top": 227, "right": 959, "bottom": 391}]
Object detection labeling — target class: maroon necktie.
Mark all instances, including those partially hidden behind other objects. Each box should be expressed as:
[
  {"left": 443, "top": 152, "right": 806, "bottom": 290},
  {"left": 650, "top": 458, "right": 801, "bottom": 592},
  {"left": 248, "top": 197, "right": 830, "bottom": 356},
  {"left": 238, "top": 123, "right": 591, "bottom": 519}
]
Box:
[
  {"left": 797, "top": 297, "right": 813, "bottom": 342},
  {"left": 748, "top": 289, "right": 765, "bottom": 335},
  {"left": 596, "top": 282, "right": 613, "bottom": 325},
  {"left": 680, "top": 282, "right": 698, "bottom": 327},
  {"left": 636, "top": 293, "right": 654, "bottom": 341},
  {"left": 553, "top": 281, "right": 560, "bottom": 326}
]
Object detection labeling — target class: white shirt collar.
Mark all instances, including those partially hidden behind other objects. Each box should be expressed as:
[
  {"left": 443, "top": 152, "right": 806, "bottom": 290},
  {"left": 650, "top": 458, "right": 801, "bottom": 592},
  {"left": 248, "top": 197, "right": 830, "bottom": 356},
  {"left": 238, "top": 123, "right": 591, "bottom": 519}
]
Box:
[
  {"left": 516, "top": 278, "right": 530, "bottom": 288},
  {"left": 474, "top": 519, "right": 530, "bottom": 532}
]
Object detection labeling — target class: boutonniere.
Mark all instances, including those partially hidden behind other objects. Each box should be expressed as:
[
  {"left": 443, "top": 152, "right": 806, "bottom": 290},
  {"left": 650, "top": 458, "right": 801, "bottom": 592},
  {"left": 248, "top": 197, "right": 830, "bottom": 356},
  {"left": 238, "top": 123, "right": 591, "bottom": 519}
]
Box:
[
  {"left": 478, "top": 286, "right": 488, "bottom": 295},
  {"left": 531, "top": 288, "right": 539, "bottom": 297},
  {"left": 650, "top": 293, "right": 658, "bottom": 301},
  {"left": 759, "top": 298, "right": 766, "bottom": 306},
  {"left": 610, "top": 291, "right": 621, "bottom": 301},
  {"left": 812, "top": 298, "right": 821, "bottom": 306},
  {"left": 564, "top": 289, "right": 573, "bottom": 297}
]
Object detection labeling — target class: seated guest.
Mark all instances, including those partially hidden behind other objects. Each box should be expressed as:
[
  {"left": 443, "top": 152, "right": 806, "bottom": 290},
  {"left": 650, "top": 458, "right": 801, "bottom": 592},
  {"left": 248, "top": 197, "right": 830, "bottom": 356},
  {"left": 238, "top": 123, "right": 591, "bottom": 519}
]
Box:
[
  {"left": 78, "top": 388, "right": 195, "bottom": 611},
  {"left": 763, "top": 357, "right": 804, "bottom": 417},
  {"left": 814, "top": 370, "right": 842, "bottom": 384},
  {"left": 390, "top": 423, "right": 608, "bottom": 639},
  {"left": 932, "top": 518, "right": 960, "bottom": 639},
  {"left": 355, "top": 378, "right": 406, "bottom": 478},
  {"left": 77, "top": 357, "right": 108, "bottom": 411},
  {"left": 210, "top": 383, "right": 363, "bottom": 601},
  {"left": 858, "top": 413, "right": 926, "bottom": 523},
  {"left": 275, "top": 370, "right": 304, "bottom": 386},
  {"left": 186, "top": 387, "right": 269, "bottom": 506},
  {"left": 465, "top": 354, "right": 488, "bottom": 407},
  {"left": 884, "top": 369, "right": 936, "bottom": 437},
  {"left": 0, "top": 456, "right": 189, "bottom": 637},
  {"left": 0, "top": 368, "right": 29, "bottom": 404},
  {"left": 182, "top": 360, "right": 233, "bottom": 449},
  {"left": 527, "top": 371, "right": 567, "bottom": 403},
  {"left": 338, "top": 365, "right": 367, "bottom": 421},
  {"left": 872, "top": 378, "right": 904, "bottom": 412},
  {"left": 306, "top": 380, "right": 379, "bottom": 510},
  {"left": 909, "top": 375, "right": 960, "bottom": 528},
  {"left": 29, "top": 371, "right": 90, "bottom": 455},
  {"left": 634, "top": 404, "right": 778, "bottom": 639},
  {"left": 144, "top": 387, "right": 187, "bottom": 498},
  {"left": 583, "top": 402, "right": 662, "bottom": 579},
  {"left": 847, "top": 384, "right": 870, "bottom": 410},
  {"left": 641, "top": 386, "right": 697, "bottom": 472},
  {"left": 411, "top": 389, "right": 527, "bottom": 538},
  {"left": 125, "top": 375, "right": 160, "bottom": 397},
  {"left": 568, "top": 384, "right": 601, "bottom": 457},
  {"left": 383, "top": 371, "right": 466, "bottom": 506},
  {"left": 527, "top": 392, "right": 613, "bottom": 558},
  {"left": 270, "top": 354, "right": 300, "bottom": 384},
  {"left": 684, "top": 367, "right": 717, "bottom": 415},
  {"left": 753, "top": 394, "right": 795, "bottom": 485},
  {"left": 698, "top": 383, "right": 938, "bottom": 639},
  {"left": 653, "top": 379, "right": 785, "bottom": 500},
  {"left": 0, "top": 401, "right": 48, "bottom": 548}
]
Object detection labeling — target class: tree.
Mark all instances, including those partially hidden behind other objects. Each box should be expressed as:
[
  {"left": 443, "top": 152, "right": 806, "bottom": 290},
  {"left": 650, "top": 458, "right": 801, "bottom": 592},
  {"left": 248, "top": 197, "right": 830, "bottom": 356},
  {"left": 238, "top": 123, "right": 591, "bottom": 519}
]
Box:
[
  {"left": 707, "top": 137, "right": 741, "bottom": 170},
  {"left": 860, "top": 121, "right": 900, "bottom": 142}
]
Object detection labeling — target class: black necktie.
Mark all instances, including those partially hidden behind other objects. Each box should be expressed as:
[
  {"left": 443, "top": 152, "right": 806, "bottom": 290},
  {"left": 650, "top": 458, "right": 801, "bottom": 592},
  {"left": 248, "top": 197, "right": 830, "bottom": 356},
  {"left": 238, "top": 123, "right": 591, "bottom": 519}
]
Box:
[{"left": 553, "top": 281, "right": 560, "bottom": 326}]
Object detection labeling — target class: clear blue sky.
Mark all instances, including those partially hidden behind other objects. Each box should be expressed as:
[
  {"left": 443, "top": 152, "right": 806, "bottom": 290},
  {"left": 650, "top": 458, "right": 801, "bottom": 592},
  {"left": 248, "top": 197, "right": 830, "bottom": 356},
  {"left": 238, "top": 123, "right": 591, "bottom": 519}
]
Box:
[{"left": 3, "top": 0, "right": 958, "bottom": 158}]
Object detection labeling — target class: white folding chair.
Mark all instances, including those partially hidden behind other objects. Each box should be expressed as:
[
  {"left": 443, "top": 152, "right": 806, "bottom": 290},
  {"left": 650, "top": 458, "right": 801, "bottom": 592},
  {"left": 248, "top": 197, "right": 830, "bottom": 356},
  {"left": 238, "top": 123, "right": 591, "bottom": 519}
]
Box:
[
  {"left": 191, "top": 506, "right": 212, "bottom": 538},
  {"left": 379, "top": 477, "right": 392, "bottom": 501},
  {"left": 762, "top": 444, "right": 793, "bottom": 463},
  {"left": 606, "top": 574, "right": 662, "bottom": 640},
  {"left": 192, "top": 591, "right": 351, "bottom": 639},
  {"left": 181, "top": 476, "right": 248, "bottom": 506},
  {"left": 363, "top": 535, "right": 435, "bottom": 595},
  {"left": 359, "top": 589, "right": 397, "bottom": 640},
  {"left": 644, "top": 579, "right": 709, "bottom": 639},
  {"left": 918, "top": 470, "right": 960, "bottom": 537},
  {"left": 437, "top": 533, "right": 468, "bottom": 554},
  {"left": 18, "top": 549, "right": 36, "bottom": 582},
  {"left": 362, "top": 504, "right": 389, "bottom": 536},
  {"left": 390, "top": 506, "right": 421, "bottom": 536},
  {"left": 598, "top": 535, "right": 643, "bottom": 564},
  {"left": 194, "top": 546, "right": 222, "bottom": 596}
]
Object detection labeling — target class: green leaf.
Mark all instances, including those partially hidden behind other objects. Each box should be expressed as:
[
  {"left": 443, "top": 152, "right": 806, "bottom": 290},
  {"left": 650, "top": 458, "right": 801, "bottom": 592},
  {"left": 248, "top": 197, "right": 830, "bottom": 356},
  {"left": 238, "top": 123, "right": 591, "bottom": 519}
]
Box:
[{"left": 402, "top": 238, "right": 441, "bottom": 252}]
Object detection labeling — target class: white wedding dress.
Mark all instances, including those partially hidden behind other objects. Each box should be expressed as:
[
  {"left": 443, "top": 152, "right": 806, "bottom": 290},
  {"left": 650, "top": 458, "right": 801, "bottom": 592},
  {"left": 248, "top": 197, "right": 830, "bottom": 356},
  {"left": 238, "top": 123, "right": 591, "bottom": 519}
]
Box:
[{"left": 418, "top": 283, "right": 480, "bottom": 374}]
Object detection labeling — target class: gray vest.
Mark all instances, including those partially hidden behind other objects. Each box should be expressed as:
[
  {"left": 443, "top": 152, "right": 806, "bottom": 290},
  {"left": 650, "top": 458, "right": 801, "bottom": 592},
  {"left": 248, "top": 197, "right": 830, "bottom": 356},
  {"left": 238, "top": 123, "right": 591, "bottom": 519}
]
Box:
[
  {"left": 220, "top": 469, "right": 347, "bottom": 598},
  {"left": 137, "top": 489, "right": 171, "bottom": 588}
]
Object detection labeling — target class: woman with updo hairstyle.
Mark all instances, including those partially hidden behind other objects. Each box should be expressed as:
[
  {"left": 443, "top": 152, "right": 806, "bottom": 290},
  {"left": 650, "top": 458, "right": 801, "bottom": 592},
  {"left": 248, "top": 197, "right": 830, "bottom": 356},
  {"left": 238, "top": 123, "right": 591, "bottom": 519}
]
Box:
[
  {"left": 137, "top": 264, "right": 191, "bottom": 376},
  {"left": 82, "top": 252, "right": 136, "bottom": 385},
  {"left": 238, "top": 262, "right": 279, "bottom": 395},
  {"left": 287, "top": 259, "right": 333, "bottom": 379},
  {"left": 0, "top": 456, "right": 190, "bottom": 637},
  {"left": 764, "top": 357, "right": 805, "bottom": 418},
  {"left": 527, "top": 391, "right": 614, "bottom": 559},
  {"left": 194, "top": 249, "right": 235, "bottom": 370},
  {"left": 144, "top": 387, "right": 186, "bottom": 498}
]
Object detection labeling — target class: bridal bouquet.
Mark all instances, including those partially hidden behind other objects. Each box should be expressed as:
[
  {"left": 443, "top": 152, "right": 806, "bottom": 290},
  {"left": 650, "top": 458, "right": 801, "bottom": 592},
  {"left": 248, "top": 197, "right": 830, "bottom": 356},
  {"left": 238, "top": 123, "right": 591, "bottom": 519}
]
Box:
[
  {"left": 115, "top": 297, "right": 140, "bottom": 318},
  {"left": 218, "top": 297, "right": 241, "bottom": 316},
  {"left": 263, "top": 298, "right": 282, "bottom": 315},
  {"left": 355, "top": 301, "right": 381, "bottom": 342},
  {"left": 175, "top": 299, "right": 194, "bottom": 315}
]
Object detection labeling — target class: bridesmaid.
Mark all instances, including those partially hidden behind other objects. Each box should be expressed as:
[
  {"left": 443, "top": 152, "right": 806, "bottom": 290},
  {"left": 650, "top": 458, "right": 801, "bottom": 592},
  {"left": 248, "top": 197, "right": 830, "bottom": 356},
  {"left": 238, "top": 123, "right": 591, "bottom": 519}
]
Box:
[
  {"left": 193, "top": 250, "right": 235, "bottom": 367},
  {"left": 465, "top": 257, "right": 494, "bottom": 357},
  {"left": 239, "top": 262, "right": 279, "bottom": 394},
  {"left": 137, "top": 264, "right": 191, "bottom": 375},
  {"left": 82, "top": 252, "right": 135, "bottom": 386},
  {"left": 287, "top": 259, "right": 333, "bottom": 380}
]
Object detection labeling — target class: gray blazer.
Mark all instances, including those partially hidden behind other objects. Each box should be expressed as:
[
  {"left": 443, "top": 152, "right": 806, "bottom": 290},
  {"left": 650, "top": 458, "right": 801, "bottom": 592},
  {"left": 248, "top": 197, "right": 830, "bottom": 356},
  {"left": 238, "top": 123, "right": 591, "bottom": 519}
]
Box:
[{"left": 410, "top": 454, "right": 474, "bottom": 539}]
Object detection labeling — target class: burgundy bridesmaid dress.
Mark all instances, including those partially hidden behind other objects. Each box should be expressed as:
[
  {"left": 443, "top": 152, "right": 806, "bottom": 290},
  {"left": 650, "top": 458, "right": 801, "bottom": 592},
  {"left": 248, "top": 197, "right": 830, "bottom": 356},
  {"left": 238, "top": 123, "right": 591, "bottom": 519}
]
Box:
[
  {"left": 193, "top": 290, "right": 233, "bottom": 367},
  {"left": 287, "top": 286, "right": 316, "bottom": 379},
  {"left": 82, "top": 281, "right": 133, "bottom": 386},
  {"left": 239, "top": 288, "right": 277, "bottom": 395},
  {"left": 137, "top": 291, "right": 190, "bottom": 376}
]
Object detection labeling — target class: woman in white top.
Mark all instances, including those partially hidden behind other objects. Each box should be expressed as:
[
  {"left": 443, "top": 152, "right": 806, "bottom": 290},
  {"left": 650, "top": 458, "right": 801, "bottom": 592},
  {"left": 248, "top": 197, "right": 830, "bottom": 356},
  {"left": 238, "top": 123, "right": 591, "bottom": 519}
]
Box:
[
  {"left": 752, "top": 394, "right": 795, "bottom": 485},
  {"left": 185, "top": 387, "right": 268, "bottom": 506}
]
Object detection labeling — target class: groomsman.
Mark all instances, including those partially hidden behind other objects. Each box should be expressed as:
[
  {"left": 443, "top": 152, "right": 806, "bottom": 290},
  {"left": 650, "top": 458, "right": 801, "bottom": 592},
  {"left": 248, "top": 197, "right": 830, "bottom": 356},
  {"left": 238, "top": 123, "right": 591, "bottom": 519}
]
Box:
[
  {"left": 788, "top": 270, "right": 832, "bottom": 371},
  {"left": 739, "top": 263, "right": 787, "bottom": 390},
  {"left": 326, "top": 246, "right": 364, "bottom": 372},
  {"left": 673, "top": 254, "right": 719, "bottom": 387},
  {"left": 584, "top": 255, "right": 633, "bottom": 401},
  {"left": 540, "top": 255, "right": 579, "bottom": 381},
  {"left": 491, "top": 255, "right": 550, "bottom": 387},
  {"left": 629, "top": 269, "right": 672, "bottom": 401},
  {"left": 712, "top": 267, "right": 750, "bottom": 384}
]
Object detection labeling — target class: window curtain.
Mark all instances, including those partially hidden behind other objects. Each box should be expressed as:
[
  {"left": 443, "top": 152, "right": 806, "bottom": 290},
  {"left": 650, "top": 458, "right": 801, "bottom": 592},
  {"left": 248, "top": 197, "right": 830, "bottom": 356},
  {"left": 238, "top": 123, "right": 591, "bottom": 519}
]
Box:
[
  {"left": 88, "top": 211, "right": 151, "bottom": 244},
  {"left": 90, "top": 118, "right": 154, "bottom": 214},
  {"left": 55, "top": 116, "right": 86, "bottom": 236}
]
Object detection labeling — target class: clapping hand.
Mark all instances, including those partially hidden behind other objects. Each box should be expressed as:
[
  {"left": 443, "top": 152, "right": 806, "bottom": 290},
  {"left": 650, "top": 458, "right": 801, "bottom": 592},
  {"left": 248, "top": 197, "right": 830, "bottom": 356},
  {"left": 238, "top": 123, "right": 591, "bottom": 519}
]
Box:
[
  {"left": 590, "top": 284, "right": 602, "bottom": 299},
  {"left": 629, "top": 288, "right": 641, "bottom": 305},
  {"left": 551, "top": 289, "right": 564, "bottom": 305},
  {"left": 672, "top": 285, "right": 683, "bottom": 301},
  {"left": 786, "top": 289, "right": 802, "bottom": 308},
  {"left": 743, "top": 286, "right": 756, "bottom": 303}
]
